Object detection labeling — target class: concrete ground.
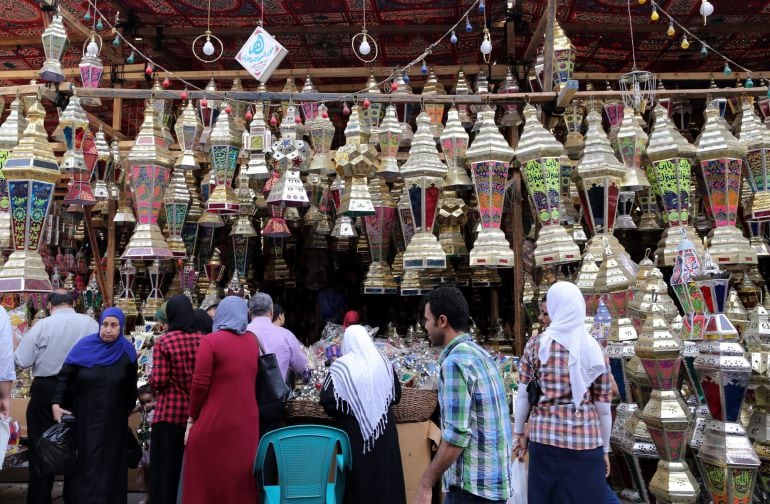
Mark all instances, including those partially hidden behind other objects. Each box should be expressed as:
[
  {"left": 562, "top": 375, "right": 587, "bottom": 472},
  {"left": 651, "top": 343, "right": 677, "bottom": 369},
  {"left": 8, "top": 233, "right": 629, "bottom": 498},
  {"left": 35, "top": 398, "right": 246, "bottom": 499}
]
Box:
[{"left": 0, "top": 482, "right": 146, "bottom": 503}]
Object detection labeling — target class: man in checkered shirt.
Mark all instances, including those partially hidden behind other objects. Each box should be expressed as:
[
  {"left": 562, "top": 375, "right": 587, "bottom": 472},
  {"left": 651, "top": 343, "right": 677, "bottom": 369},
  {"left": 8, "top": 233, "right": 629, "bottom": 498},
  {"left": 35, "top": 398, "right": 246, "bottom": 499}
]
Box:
[{"left": 414, "top": 286, "right": 513, "bottom": 504}]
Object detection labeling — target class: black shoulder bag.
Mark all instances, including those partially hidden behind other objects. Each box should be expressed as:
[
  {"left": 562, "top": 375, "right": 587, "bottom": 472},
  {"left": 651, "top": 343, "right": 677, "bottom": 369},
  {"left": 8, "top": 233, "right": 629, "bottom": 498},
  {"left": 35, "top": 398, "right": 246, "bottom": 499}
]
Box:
[
  {"left": 253, "top": 333, "right": 292, "bottom": 428},
  {"left": 526, "top": 359, "right": 543, "bottom": 407}
]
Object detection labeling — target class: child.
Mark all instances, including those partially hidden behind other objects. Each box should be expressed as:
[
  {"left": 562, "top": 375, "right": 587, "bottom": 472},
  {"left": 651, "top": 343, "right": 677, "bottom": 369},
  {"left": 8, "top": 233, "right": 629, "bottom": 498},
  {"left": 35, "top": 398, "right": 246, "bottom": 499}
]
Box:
[{"left": 135, "top": 385, "right": 155, "bottom": 504}]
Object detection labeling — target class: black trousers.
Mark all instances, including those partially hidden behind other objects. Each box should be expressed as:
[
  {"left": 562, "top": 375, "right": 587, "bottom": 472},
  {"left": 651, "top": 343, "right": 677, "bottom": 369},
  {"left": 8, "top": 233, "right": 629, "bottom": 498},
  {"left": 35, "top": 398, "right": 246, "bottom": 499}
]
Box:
[
  {"left": 149, "top": 422, "right": 186, "bottom": 504},
  {"left": 26, "top": 377, "right": 70, "bottom": 504}
]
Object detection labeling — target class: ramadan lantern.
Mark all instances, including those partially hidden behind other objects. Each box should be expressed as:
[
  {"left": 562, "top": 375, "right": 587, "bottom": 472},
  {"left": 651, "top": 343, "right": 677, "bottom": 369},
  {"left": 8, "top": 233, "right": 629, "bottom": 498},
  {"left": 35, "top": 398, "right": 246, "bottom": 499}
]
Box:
[
  {"left": 335, "top": 105, "right": 377, "bottom": 217},
  {"left": 115, "top": 259, "right": 139, "bottom": 322},
  {"left": 65, "top": 129, "right": 98, "bottom": 206},
  {"left": 163, "top": 168, "right": 191, "bottom": 257},
  {"left": 230, "top": 173, "right": 257, "bottom": 280},
  {"left": 466, "top": 108, "right": 514, "bottom": 268},
  {"left": 244, "top": 104, "right": 271, "bottom": 179},
  {"left": 497, "top": 67, "right": 523, "bottom": 127},
  {"left": 516, "top": 104, "right": 580, "bottom": 266},
  {"left": 40, "top": 9, "right": 69, "bottom": 83},
  {"left": 0, "top": 96, "right": 59, "bottom": 292},
  {"left": 737, "top": 100, "right": 770, "bottom": 221},
  {"left": 175, "top": 101, "right": 202, "bottom": 171},
  {"left": 377, "top": 104, "right": 402, "bottom": 181},
  {"left": 59, "top": 92, "right": 89, "bottom": 173},
  {"left": 453, "top": 70, "right": 473, "bottom": 127},
  {"left": 437, "top": 190, "right": 469, "bottom": 257},
  {"left": 614, "top": 107, "right": 651, "bottom": 191},
  {"left": 0, "top": 97, "right": 23, "bottom": 250},
  {"left": 122, "top": 103, "right": 174, "bottom": 260},
  {"left": 363, "top": 178, "right": 397, "bottom": 294},
  {"left": 441, "top": 107, "right": 472, "bottom": 191},
  {"left": 198, "top": 79, "right": 220, "bottom": 150},
  {"left": 696, "top": 104, "right": 757, "bottom": 265},
  {"left": 401, "top": 112, "right": 448, "bottom": 269},
  {"left": 206, "top": 104, "right": 242, "bottom": 214},
  {"left": 308, "top": 103, "right": 336, "bottom": 176},
  {"left": 421, "top": 69, "right": 445, "bottom": 138},
  {"left": 78, "top": 34, "right": 103, "bottom": 107}
]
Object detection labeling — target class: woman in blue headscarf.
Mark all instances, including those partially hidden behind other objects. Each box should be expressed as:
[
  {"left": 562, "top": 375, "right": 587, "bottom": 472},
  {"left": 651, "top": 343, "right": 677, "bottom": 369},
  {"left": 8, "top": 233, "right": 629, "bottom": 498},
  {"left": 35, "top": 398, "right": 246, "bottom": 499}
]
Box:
[
  {"left": 183, "top": 296, "right": 259, "bottom": 504},
  {"left": 52, "top": 307, "right": 138, "bottom": 504}
]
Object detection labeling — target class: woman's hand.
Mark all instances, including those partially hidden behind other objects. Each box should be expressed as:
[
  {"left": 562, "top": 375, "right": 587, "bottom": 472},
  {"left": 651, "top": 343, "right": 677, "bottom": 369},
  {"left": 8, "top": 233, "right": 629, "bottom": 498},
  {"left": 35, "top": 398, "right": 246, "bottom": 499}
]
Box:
[
  {"left": 512, "top": 433, "right": 528, "bottom": 462},
  {"left": 604, "top": 453, "right": 611, "bottom": 478},
  {"left": 52, "top": 404, "right": 72, "bottom": 423},
  {"left": 185, "top": 418, "right": 194, "bottom": 445}
]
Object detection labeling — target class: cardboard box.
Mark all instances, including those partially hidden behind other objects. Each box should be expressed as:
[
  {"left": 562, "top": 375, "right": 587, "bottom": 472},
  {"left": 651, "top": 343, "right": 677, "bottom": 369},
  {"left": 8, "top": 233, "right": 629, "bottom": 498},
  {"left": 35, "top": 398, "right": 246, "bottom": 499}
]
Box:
[{"left": 397, "top": 420, "right": 442, "bottom": 504}]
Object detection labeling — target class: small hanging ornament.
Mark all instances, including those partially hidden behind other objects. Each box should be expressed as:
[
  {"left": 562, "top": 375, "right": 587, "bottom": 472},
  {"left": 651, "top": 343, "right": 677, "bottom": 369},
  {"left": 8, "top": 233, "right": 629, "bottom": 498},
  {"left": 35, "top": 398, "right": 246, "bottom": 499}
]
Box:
[
  {"left": 390, "top": 79, "right": 398, "bottom": 92},
  {"left": 667, "top": 22, "right": 675, "bottom": 37},
  {"left": 651, "top": 7, "right": 659, "bottom": 21},
  {"left": 680, "top": 34, "right": 689, "bottom": 50},
  {"left": 270, "top": 113, "right": 278, "bottom": 127},
  {"left": 724, "top": 62, "right": 733, "bottom": 76},
  {"left": 162, "top": 76, "right": 171, "bottom": 88},
  {"left": 700, "top": 0, "right": 714, "bottom": 25},
  {"left": 700, "top": 44, "right": 708, "bottom": 58},
  {"left": 225, "top": 104, "right": 232, "bottom": 114},
  {"left": 112, "top": 37, "right": 120, "bottom": 48},
  {"left": 465, "top": 16, "right": 473, "bottom": 33},
  {"left": 479, "top": 0, "right": 485, "bottom": 13},
  {"left": 192, "top": 0, "right": 223, "bottom": 63},
  {"left": 145, "top": 63, "right": 154, "bottom": 76},
  {"left": 450, "top": 30, "right": 458, "bottom": 44},
  {"left": 421, "top": 60, "right": 428, "bottom": 75},
  {"left": 746, "top": 77, "right": 754, "bottom": 89},
  {"left": 84, "top": 11, "right": 92, "bottom": 22},
  {"left": 127, "top": 51, "right": 135, "bottom": 64},
  {"left": 294, "top": 113, "right": 302, "bottom": 124},
  {"left": 342, "top": 102, "right": 351, "bottom": 116},
  {"left": 480, "top": 28, "right": 493, "bottom": 62},
  {"left": 180, "top": 89, "right": 189, "bottom": 101},
  {"left": 201, "top": 98, "right": 208, "bottom": 108},
  {"left": 96, "top": 18, "right": 104, "bottom": 31},
  {"left": 638, "top": 0, "right": 647, "bottom": 4},
  {"left": 403, "top": 71, "right": 410, "bottom": 84},
  {"left": 322, "top": 109, "right": 329, "bottom": 119},
  {"left": 245, "top": 109, "right": 253, "bottom": 122},
  {"left": 362, "top": 98, "right": 371, "bottom": 109}
]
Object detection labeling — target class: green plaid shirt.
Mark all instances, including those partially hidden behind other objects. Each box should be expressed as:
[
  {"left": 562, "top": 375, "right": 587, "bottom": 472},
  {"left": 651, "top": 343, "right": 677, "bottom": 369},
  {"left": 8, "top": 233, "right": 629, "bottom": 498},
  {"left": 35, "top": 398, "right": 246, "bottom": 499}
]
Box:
[{"left": 438, "top": 334, "right": 513, "bottom": 500}]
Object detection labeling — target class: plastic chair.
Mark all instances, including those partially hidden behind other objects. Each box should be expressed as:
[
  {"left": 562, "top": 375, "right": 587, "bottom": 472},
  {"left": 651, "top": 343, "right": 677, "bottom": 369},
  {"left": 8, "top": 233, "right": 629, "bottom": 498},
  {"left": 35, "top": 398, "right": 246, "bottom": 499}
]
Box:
[{"left": 253, "top": 425, "right": 352, "bottom": 504}]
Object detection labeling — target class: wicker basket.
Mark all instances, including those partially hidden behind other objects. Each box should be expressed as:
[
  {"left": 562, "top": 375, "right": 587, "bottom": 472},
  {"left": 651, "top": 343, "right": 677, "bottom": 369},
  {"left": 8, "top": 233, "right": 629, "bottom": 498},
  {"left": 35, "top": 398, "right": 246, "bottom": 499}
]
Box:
[
  {"left": 283, "top": 399, "right": 333, "bottom": 421},
  {"left": 393, "top": 388, "right": 438, "bottom": 423}
]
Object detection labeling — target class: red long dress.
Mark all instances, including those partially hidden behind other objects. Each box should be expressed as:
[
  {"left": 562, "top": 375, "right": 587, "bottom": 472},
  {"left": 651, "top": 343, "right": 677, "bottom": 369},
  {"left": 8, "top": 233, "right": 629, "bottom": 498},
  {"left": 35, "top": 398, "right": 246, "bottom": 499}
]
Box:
[{"left": 183, "top": 329, "right": 260, "bottom": 503}]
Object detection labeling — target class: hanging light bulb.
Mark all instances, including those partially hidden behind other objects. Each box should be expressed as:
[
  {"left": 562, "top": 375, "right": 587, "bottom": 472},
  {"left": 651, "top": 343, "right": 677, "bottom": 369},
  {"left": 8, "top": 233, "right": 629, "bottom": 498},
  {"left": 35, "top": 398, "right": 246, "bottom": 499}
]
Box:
[
  {"left": 466, "top": 16, "right": 473, "bottom": 33},
  {"left": 202, "top": 37, "right": 215, "bottom": 56},
  {"left": 421, "top": 60, "right": 428, "bottom": 74},
  {"left": 450, "top": 30, "right": 458, "bottom": 44},
  {"left": 680, "top": 34, "right": 689, "bottom": 49},
  {"left": 724, "top": 62, "right": 732, "bottom": 75},
  {"left": 112, "top": 37, "right": 120, "bottom": 48},
  {"left": 700, "top": 0, "right": 714, "bottom": 25},
  {"left": 746, "top": 77, "right": 755, "bottom": 89},
  {"left": 359, "top": 37, "right": 371, "bottom": 56},
  {"left": 86, "top": 38, "right": 99, "bottom": 57},
  {"left": 651, "top": 7, "right": 659, "bottom": 21},
  {"left": 126, "top": 51, "right": 135, "bottom": 64},
  {"left": 84, "top": 11, "right": 92, "bottom": 22},
  {"left": 638, "top": 0, "right": 647, "bottom": 4},
  {"left": 700, "top": 44, "right": 708, "bottom": 58},
  {"left": 479, "top": 0, "right": 485, "bottom": 13},
  {"left": 96, "top": 18, "right": 104, "bottom": 31},
  {"left": 667, "top": 22, "right": 675, "bottom": 37},
  {"left": 403, "top": 72, "right": 410, "bottom": 84},
  {"left": 480, "top": 28, "right": 493, "bottom": 56}
]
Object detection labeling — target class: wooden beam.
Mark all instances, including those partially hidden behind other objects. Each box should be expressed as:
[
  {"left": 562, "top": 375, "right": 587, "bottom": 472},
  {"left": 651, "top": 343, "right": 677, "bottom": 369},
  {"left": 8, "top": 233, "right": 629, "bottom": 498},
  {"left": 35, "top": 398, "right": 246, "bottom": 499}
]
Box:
[
  {"left": 83, "top": 207, "right": 109, "bottom": 304},
  {"left": 138, "top": 23, "right": 457, "bottom": 39},
  {"left": 0, "top": 64, "right": 144, "bottom": 81},
  {"left": 556, "top": 79, "right": 579, "bottom": 108},
  {"left": 112, "top": 97, "right": 122, "bottom": 133},
  {"left": 560, "top": 21, "right": 770, "bottom": 35},
  {"left": 523, "top": 10, "right": 548, "bottom": 62},
  {"left": 105, "top": 199, "right": 117, "bottom": 307},
  {"left": 508, "top": 125, "right": 524, "bottom": 357},
  {"left": 58, "top": 8, "right": 123, "bottom": 65},
  {"left": 39, "top": 85, "right": 128, "bottom": 140},
  {"left": 543, "top": 0, "right": 556, "bottom": 92}
]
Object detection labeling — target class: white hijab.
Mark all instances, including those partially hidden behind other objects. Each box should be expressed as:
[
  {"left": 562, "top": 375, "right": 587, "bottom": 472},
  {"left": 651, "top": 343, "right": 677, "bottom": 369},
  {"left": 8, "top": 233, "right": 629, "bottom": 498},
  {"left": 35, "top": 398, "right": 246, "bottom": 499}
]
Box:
[
  {"left": 538, "top": 281, "right": 607, "bottom": 413},
  {"left": 327, "top": 324, "right": 394, "bottom": 452}
]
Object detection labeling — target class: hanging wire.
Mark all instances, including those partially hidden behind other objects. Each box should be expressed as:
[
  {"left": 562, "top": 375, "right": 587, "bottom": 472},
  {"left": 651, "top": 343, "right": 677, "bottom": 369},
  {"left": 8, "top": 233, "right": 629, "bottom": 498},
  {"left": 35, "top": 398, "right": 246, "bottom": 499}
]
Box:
[{"left": 626, "top": 0, "right": 637, "bottom": 70}]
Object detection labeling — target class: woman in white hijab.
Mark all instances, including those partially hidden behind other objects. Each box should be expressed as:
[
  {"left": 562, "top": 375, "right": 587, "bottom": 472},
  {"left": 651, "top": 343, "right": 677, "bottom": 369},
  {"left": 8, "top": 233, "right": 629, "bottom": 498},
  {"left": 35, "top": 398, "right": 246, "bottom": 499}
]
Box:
[
  {"left": 320, "top": 324, "right": 406, "bottom": 504},
  {"left": 513, "top": 281, "right": 613, "bottom": 504}
]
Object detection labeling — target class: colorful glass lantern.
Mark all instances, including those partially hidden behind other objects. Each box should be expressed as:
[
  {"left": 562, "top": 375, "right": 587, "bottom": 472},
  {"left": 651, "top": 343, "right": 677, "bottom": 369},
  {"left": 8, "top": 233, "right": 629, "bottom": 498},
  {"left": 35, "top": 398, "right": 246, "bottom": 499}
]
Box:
[
  {"left": 299, "top": 74, "right": 319, "bottom": 124},
  {"left": 268, "top": 105, "right": 311, "bottom": 206},
  {"left": 92, "top": 127, "right": 110, "bottom": 200},
  {"left": 0, "top": 97, "right": 21, "bottom": 250},
  {"left": 737, "top": 100, "right": 770, "bottom": 221},
  {"left": 115, "top": 259, "right": 139, "bottom": 321},
  {"left": 453, "top": 71, "right": 473, "bottom": 127},
  {"left": 441, "top": 107, "right": 472, "bottom": 191},
  {"left": 198, "top": 79, "right": 220, "bottom": 150},
  {"left": 122, "top": 103, "right": 174, "bottom": 259},
  {"left": 362, "top": 73, "right": 384, "bottom": 145},
  {"left": 628, "top": 266, "right": 679, "bottom": 333},
  {"left": 59, "top": 92, "right": 89, "bottom": 173},
  {"left": 572, "top": 110, "right": 626, "bottom": 259},
  {"left": 615, "top": 191, "right": 636, "bottom": 230},
  {"left": 40, "top": 10, "right": 69, "bottom": 82},
  {"left": 696, "top": 104, "right": 757, "bottom": 265},
  {"left": 377, "top": 104, "right": 402, "bottom": 181},
  {"left": 334, "top": 105, "right": 378, "bottom": 217},
  {"left": 562, "top": 101, "right": 585, "bottom": 158},
  {"left": 635, "top": 306, "right": 700, "bottom": 503},
  {"left": 206, "top": 104, "right": 242, "bottom": 214},
  {"left": 421, "top": 69, "right": 446, "bottom": 138},
  {"left": 516, "top": 104, "right": 580, "bottom": 266},
  {"left": 0, "top": 96, "right": 59, "bottom": 292},
  {"left": 437, "top": 189, "right": 468, "bottom": 258},
  {"left": 603, "top": 97, "right": 625, "bottom": 137},
  {"left": 151, "top": 78, "right": 175, "bottom": 148},
  {"left": 576, "top": 251, "right": 600, "bottom": 315},
  {"left": 308, "top": 103, "right": 336, "bottom": 176},
  {"left": 595, "top": 245, "right": 638, "bottom": 342},
  {"left": 694, "top": 255, "right": 760, "bottom": 504},
  {"left": 230, "top": 173, "right": 257, "bottom": 279},
  {"left": 614, "top": 107, "right": 651, "bottom": 191},
  {"left": 244, "top": 104, "right": 271, "bottom": 179},
  {"left": 163, "top": 168, "right": 191, "bottom": 257},
  {"left": 392, "top": 72, "right": 415, "bottom": 146},
  {"left": 466, "top": 108, "right": 514, "bottom": 268},
  {"left": 363, "top": 178, "right": 397, "bottom": 294},
  {"left": 400, "top": 112, "right": 447, "bottom": 269},
  {"left": 175, "top": 101, "right": 202, "bottom": 171},
  {"left": 552, "top": 21, "right": 575, "bottom": 91},
  {"left": 497, "top": 67, "right": 522, "bottom": 127},
  {"left": 78, "top": 34, "right": 103, "bottom": 107},
  {"left": 65, "top": 129, "right": 97, "bottom": 206}
]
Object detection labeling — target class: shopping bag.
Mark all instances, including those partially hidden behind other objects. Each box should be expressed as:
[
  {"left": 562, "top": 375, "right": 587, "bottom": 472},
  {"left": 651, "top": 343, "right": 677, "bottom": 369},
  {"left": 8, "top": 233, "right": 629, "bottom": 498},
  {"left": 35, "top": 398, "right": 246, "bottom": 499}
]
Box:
[
  {"left": 509, "top": 459, "right": 528, "bottom": 504},
  {"left": 36, "top": 415, "right": 77, "bottom": 476},
  {"left": 0, "top": 417, "right": 9, "bottom": 470}
]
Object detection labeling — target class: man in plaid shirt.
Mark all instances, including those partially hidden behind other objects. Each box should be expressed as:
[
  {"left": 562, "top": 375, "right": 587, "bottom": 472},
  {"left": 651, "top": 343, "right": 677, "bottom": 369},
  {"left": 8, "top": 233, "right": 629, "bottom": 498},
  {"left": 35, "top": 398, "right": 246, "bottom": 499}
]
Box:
[{"left": 415, "top": 286, "right": 513, "bottom": 504}]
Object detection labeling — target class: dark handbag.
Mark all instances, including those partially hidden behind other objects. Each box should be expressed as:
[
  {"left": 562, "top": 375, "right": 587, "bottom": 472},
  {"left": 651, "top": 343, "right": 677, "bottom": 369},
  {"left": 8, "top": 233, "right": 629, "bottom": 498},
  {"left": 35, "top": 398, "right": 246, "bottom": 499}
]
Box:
[
  {"left": 253, "top": 333, "right": 291, "bottom": 427},
  {"left": 126, "top": 426, "right": 142, "bottom": 469},
  {"left": 37, "top": 415, "right": 77, "bottom": 476},
  {"left": 527, "top": 359, "right": 543, "bottom": 407}
]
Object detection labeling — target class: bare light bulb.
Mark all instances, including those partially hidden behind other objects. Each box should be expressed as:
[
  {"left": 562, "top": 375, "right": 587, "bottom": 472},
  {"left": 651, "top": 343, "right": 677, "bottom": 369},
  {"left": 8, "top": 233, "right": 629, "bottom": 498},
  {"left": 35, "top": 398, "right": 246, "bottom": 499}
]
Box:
[
  {"left": 202, "top": 38, "right": 215, "bottom": 57},
  {"left": 480, "top": 38, "right": 493, "bottom": 55},
  {"left": 86, "top": 40, "right": 99, "bottom": 57},
  {"left": 667, "top": 23, "right": 675, "bottom": 37},
  {"left": 700, "top": 0, "right": 714, "bottom": 17},
  {"left": 359, "top": 38, "right": 371, "bottom": 56}
]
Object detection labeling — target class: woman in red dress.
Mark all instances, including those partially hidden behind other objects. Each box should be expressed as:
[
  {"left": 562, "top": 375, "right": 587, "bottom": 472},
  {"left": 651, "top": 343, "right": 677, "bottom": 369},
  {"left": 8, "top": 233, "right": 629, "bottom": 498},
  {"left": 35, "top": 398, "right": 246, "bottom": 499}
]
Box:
[{"left": 183, "top": 296, "right": 260, "bottom": 503}]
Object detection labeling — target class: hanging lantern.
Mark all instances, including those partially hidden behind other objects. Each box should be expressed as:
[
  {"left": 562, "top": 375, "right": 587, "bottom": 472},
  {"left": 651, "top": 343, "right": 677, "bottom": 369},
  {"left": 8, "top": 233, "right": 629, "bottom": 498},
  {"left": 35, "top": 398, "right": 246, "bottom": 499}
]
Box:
[
  {"left": 516, "top": 104, "right": 580, "bottom": 266},
  {"left": 361, "top": 73, "right": 384, "bottom": 145},
  {"left": 163, "top": 168, "right": 191, "bottom": 257},
  {"left": 392, "top": 72, "right": 415, "bottom": 146},
  {"left": 696, "top": 104, "right": 757, "bottom": 265},
  {"left": 122, "top": 102, "right": 174, "bottom": 259},
  {"left": 737, "top": 99, "right": 770, "bottom": 221},
  {"left": 228, "top": 78, "right": 246, "bottom": 133},
  {"left": 694, "top": 255, "right": 760, "bottom": 503},
  {"left": 400, "top": 112, "right": 448, "bottom": 269},
  {"left": 308, "top": 103, "right": 336, "bottom": 176},
  {"left": 198, "top": 79, "right": 220, "bottom": 150},
  {"left": 421, "top": 69, "right": 445, "bottom": 138},
  {"left": 65, "top": 129, "right": 98, "bottom": 206},
  {"left": 92, "top": 127, "right": 110, "bottom": 200},
  {"left": 267, "top": 105, "right": 311, "bottom": 206},
  {"left": 552, "top": 21, "right": 575, "bottom": 91},
  {"left": 59, "top": 92, "right": 89, "bottom": 173},
  {"left": 0, "top": 97, "right": 23, "bottom": 250},
  {"left": 437, "top": 189, "right": 468, "bottom": 257},
  {"left": 497, "top": 66, "right": 523, "bottom": 127},
  {"left": 334, "top": 105, "right": 378, "bottom": 217},
  {"left": 0, "top": 96, "right": 59, "bottom": 292},
  {"left": 575, "top": 252, "right": 600, "bottom": 315},
  {"left": 572, "top": 110, "right": 626, "bottom": 258},
  {"left": 115, "top": 259, "right": 139, "bottom": 322},
  {"left": 300, "top": 74, "right": 319, "bottom": 124},
  {"left": 377, "top": 104, "right": 402, "bottom": 181},
  {"left": 230, "top": 173, "right": 257, "bottom": 279},
  {"left": 78, "top": 33, "right": 103, "bottom": 107},
  {"left": 615, "top": 191, "right": 636, "bottom": 230},
  {"left": 637, "top": 188, "right": 662, "bottom": 231},
  {"left": 562, "top": 101, "right": 585, "bottom": 158},
  {"left": 151, "top": 78, "right": 175, "bottom": 149},
  {"left": 595, "top": 245, "right": 637, "bottom": 342},
  {"left": 175, "top": 101, "right": 202, "bottom": 171},
  {"left": 40, "top": 9, "right": 69, "bottom": 83},
  {"left": 141, "top": 259, "right": 165, "bottom": 322},
  {"left": 363, "top": 178, "right": 397, "bottom": 294},
  {"left": 280, "top": 78, "right": 298, "bottom": 119},
  {"left": 441, "top": 107, "right": 472, "bottom": 191},
  {"left": 453, "top": 70, "right": 473, "bottom": 127},
  {"left": 206, "top": 103, "right": 242, "bottom": 214},
  {"left": 244, "top": 103, "right": 271, "bottom": 179},
  {"left": 614, "top": 107, "right": 651, "bottom": 191}
]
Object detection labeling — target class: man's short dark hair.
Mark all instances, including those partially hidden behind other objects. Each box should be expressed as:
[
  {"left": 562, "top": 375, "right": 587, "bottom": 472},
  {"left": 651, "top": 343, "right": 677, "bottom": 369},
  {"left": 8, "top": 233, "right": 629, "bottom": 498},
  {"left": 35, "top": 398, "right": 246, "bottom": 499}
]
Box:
[
  {"left": 137, "top": 384, "right": 153, "bottom": 397},
  {"left": 427, "top": 286, "right": 469, "bottom": 332},
  {"left": 48, "top": 291, "right": 74, "bottom": 307}
]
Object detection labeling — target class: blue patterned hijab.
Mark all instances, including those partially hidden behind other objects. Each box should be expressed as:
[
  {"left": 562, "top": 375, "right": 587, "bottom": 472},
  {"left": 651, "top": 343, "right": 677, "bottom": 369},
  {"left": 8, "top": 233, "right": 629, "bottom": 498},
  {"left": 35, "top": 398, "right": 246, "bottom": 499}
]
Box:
[{"left": 65, "top": 307, "right": 137, "bottom": 368}]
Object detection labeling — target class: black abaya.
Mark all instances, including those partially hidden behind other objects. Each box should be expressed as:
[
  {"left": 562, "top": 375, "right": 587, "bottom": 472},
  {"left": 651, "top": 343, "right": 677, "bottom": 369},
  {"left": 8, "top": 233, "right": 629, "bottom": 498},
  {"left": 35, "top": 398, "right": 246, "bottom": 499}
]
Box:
[
  {"left": 52, "top": 354, "right": 138, "bottom": 504},
  {"left": 320, "top": 371, "right": 406, "bottom": 504}
]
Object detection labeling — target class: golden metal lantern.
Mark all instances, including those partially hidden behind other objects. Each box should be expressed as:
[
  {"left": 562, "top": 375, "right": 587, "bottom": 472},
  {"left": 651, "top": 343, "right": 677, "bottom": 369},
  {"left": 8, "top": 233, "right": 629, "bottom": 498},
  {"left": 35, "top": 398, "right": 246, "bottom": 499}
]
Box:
[
  {"left": 377, "top": 104, "right": 402, "bottom": 181},
  {"left": 175, "top": 101, "right": 202, "bottom": 171},
  {"left": 230, "top": 173, "right": 257, "bottom": 280},
  {"left": 206, "top": 104, "right": 242, "bottom": 214},
  {"left": 198, "top": 79, "right": 220, "bottom": 150},
  {"left": 497, "top": 67, "right": 522, "bottom": 127},
  {"left": 363, "top": 178, "right": 397, "bottom": 294},
  {"left": 308, "top": 103, "right": 336, "bottom": 176},
  {"left": 440, "top": 107, "right": 472, "bottom": 191},
  {"left": 391, "top": 72, "right": 414, "bottom": 147},
  {"left": 0, "top": 96, "right": 24, "bottom": 250},
  {"left": 737, "top": 99, "right": 770, "bottom": 221},
  {"left": 92, "top": 127, "right": 110, "bottom": 200},
  {"left": 163, "top": 168, "right": 191, "bottom": 258},
  {"left": 362, "top": 73, "right": 384, "bottom": 146},
  {"left": 437, "top": 190, "right": 468, "bottom": 257},
  {"left": 552, "top": 21, "right": 575, "bottom": 92},
  {"left": 595, "top": 245, "right": 637, "bottom": 343},
  {"left": 59, "top": 92, "right": 89, "bottom": 174},
  {"left": 576, "top": 251, "right": 600, "bottom": 315},
  {"left": 421, "top": 69, "right": 445, "bottom": 138},
  {"left": 244, "top": 104, "right": 271, "bottom": 179},
  {"left": 40, "top": 9, "right": 69, "bottom": 82},
  {"left": 0, "top": 96, "right": 59, "bottom": 292},
  {"left": 563, "top": 101, "right": 585, "bottom": 158},
  {"left": 614, "top": 107, "right": 651, "bottom": 191},
  {"left": 453, "top": 70, "right": 473, "bottom": 127},
  {"left": 335, "top": 105, "right": 378, "bottom": 217},
  {"left": 516, "top": 104, "right": 580, "bottom": 266}
]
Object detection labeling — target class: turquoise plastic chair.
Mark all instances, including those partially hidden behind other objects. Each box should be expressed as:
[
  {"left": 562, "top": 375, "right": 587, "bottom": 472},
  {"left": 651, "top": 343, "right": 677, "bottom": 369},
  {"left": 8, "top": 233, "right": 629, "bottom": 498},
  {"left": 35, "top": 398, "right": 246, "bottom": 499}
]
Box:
[{"left": 253, "top": 425, "right": 352, "bottom": 504}]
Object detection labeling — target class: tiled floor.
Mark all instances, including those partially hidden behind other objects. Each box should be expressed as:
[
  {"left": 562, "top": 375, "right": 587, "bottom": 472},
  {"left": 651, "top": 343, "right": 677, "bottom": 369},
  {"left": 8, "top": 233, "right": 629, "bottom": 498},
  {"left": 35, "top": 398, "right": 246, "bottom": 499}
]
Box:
[{"left": 0, "top": 482, "right": 147, "bottom": 503}]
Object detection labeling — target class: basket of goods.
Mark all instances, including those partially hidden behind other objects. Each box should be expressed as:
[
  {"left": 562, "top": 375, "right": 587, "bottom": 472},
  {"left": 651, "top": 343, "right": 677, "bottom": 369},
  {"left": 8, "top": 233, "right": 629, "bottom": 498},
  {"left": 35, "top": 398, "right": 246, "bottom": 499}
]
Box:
[{"left": 392, "top": 388, "right": 438, "bottom": 423}]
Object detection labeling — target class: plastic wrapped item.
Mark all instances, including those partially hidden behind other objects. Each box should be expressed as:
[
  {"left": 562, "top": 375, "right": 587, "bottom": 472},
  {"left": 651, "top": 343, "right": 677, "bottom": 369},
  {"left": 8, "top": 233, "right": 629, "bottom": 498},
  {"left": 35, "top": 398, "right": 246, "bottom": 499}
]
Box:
[{"left": 37, "top": 416, "right": 77, "bottom": 476}]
